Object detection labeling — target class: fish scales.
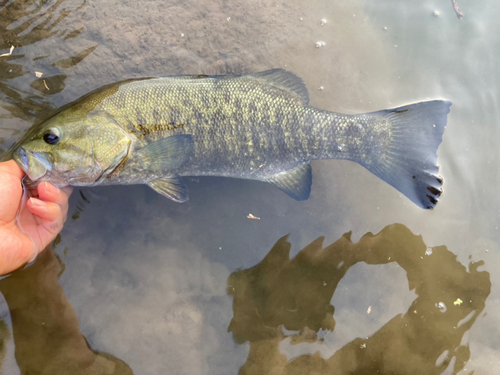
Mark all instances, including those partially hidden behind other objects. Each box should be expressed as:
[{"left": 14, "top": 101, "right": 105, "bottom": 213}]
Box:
[
  {"left": 11, "top": 69, "right": 451, "bottom": 209},
  {"left": 95, "top": 77, "right": 356, "bottom": 177}
]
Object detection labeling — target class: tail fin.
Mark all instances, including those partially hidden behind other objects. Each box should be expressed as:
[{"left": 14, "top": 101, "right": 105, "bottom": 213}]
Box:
[{"left": 362, "top": 100, "right": 451, "bottom": 209}]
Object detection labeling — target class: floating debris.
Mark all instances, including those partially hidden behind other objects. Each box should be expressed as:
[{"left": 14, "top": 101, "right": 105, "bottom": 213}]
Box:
[
  {"left": 425, "top": 248, "right": 433, "bottom": 256},
  {"left": 247, "top": 213, "right": 260, "bottom": 220},
  {"left": 180, "top": 33, "right": 184, "bottom": 37},
  {"left": 436, "top": 302, "right": 447, "bottom": 312},
  {"left": 227, "top": 17, "right": 231, "bottom": 21},
  {"left": 315, "top": 41, "right": 326, "bottom": 48},
  {"left": 318, "top": 86, "right": 324, "bottom": 90},
  {"left": 433, "top": 10, "right": 440, "bottom": 16},
  {"left": 451, "top": 0, "right": 464, "bottom": 20},
  {"left": 0, "top": 46, "right": 14, "bottom": 57},
  {"left": 367, "top": 306, "right": 372, "bottom": 314},
  {"left": 454, "top": 298, "right": 463, "bottom": 306},
  {"left": 35, "top": 71, "right": 43, "bottom": 78},
  {"left": 43, "top": 80, "right": 50, "bottom": 90},
  {"left": 320, "top": 19, "right": 327, "bottom": 25}
]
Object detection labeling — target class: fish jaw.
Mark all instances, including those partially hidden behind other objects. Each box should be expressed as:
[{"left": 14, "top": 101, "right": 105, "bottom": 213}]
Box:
[{"left": 13, "top": 147, "right": 52, "bottom": 185}]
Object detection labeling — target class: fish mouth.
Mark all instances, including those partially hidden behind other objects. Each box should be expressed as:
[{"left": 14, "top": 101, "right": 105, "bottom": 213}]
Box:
[{"left": 12, "top": 147, "right": 52, "bottom": 185}]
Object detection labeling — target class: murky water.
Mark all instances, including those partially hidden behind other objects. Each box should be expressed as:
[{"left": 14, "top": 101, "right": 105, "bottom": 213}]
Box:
[{"left": 0, "top": 0, "right": 498, "bottom": 374}]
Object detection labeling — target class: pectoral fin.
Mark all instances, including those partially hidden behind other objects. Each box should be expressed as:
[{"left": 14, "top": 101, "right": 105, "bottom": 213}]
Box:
[
  {"left": 136, "top": 134, "right": 194, "bottom": 170},
  {"left": 265, "top": 163, "right": 312, "bottom": 201},
  {"left": 148, "top": 175, "right": 189, "bottom": 202}
]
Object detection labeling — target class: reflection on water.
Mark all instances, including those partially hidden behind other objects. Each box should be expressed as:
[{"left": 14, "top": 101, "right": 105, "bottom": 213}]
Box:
[
  {"left": 0, "top": 0, "right": 95, "bottom": 153},
  {"left": 0, "top": 224, "right": 490, "bottom": 374},
  {"left": 30, "top": 73, "right": 66, "bottom": 95},
  {"left": 229, "top": 224, "right": 490, "bottom": 374},
  {"left": 0, "top": 246, "right": 132, "bottom": 374},
  {"left": 68, "top": 189, "right": 92, "bottom": 221}
]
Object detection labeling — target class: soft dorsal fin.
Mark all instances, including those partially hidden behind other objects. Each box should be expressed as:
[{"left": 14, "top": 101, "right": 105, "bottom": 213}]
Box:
[
  {"left": 264, "top": 163, "right": 312, "bottom": 201},
  {"left": 148, "top": 175, "right": 189, "bottom": 202},
  {"left": 248, "top": 69, "right": 309, "bottom": 105}
]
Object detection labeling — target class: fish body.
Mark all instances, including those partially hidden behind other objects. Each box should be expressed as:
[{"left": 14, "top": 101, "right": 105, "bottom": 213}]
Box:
[{"left": 10, "top": 70, "right": 451, "bottom": 208}]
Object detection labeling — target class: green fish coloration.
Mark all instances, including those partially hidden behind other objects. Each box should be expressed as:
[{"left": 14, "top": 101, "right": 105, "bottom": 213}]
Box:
[{"left": 10, "top": 70, "right": 451, "bottom": 209}]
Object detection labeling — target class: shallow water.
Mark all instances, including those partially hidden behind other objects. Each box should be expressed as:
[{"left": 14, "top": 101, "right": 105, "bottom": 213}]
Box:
[{"left": 0, "top": 0, "right": 498, "bottom": 374}]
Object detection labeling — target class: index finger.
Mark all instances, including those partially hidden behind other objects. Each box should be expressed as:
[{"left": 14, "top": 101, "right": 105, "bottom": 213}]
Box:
[
  {"left": 36, "top": 183, "right": 73, "bottom": 206},
  {"left": 0, "top": 160, "right": 25, "bottom": 180}
]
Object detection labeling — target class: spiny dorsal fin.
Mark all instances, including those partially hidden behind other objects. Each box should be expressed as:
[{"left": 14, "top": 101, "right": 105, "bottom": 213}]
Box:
[
  {"left": 248, "top": 69, "right": 309, "bottom": 105},
  {"left": 148, "top": 175, "right": 189, "bottom": 202},
  {"left": 136, "top": 134, "right": 194, "bottom": 170},
  {"left": 264, "top": 163, "right": 312, "bottom": 201}
]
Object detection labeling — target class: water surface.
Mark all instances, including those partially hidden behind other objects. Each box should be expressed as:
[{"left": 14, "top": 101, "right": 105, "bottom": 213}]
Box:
[{"left": 0, "top": 0, "right": 498, "bottom": 374}]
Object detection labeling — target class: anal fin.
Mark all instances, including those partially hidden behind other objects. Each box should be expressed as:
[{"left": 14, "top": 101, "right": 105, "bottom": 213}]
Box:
[
  {"left": 264, "top": 163, "right": 312, "bottom": 201},
  {"left": 148, "top": 175, "right": 189, "bottom": 202}
]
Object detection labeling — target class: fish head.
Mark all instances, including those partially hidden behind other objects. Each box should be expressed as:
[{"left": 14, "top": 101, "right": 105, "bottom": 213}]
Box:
[{"left": 12, "top": 112, "right": 131, "bottom": 188}]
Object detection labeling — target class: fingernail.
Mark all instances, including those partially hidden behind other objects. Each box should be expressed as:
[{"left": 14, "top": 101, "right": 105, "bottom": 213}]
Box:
[
  {"left": 43, "top": 182, "right": 59, "bottom": 194},
  {"left": 30, "top": 198, "right": 46, "bottom": 207}
]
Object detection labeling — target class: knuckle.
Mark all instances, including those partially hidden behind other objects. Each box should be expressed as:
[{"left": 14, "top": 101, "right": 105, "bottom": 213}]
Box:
[{"left": 47, "top": 220, "right": 63, "bottom": 235}]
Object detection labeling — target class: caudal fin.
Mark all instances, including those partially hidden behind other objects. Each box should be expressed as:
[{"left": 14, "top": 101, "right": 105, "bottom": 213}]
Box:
[{"left": 362, "top": 100, "right": 451, "bottom": 209}]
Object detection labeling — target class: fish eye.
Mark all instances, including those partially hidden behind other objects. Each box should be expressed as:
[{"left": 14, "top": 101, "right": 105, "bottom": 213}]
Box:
[{"left": 43, "top": 128, "right": 61, "bottom": 144}]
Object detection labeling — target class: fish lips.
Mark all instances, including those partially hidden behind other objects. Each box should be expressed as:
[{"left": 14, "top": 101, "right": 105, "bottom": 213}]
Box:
[{"left": 13, "top": 147, "right": 52, "bottom": 185}]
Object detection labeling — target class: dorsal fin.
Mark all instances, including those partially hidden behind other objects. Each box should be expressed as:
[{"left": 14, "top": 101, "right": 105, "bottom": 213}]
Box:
[{"left": 248, "top": 69, "right": 309, "bottom": 105}]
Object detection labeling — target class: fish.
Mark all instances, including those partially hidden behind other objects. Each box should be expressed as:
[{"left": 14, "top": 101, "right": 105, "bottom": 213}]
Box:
[{"left": 9, "top": 69, "right": 451, "bottom": 209}]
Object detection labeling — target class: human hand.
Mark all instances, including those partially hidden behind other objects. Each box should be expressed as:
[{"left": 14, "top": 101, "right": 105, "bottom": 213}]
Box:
[{"left": 0, "top": 160, "right": 72, "bottom": 275}]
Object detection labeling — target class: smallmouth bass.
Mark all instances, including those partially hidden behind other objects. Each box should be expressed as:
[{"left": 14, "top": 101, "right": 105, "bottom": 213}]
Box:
[{"left": 10, "top": 70, "right": 451, "bottom": 209}]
